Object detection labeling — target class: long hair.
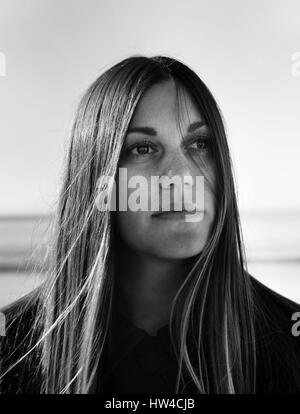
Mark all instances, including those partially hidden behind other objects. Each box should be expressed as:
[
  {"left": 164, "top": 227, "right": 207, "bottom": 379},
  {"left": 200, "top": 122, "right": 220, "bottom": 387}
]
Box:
[{"left": 1, "top": 55, "right": 258, "bottom": 393}]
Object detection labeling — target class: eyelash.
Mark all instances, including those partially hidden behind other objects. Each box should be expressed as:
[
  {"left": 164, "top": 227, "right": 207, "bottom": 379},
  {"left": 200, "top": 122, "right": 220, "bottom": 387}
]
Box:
[
  {"left": 126, "top": 139, "right": 156, "bottom": 158},
  {"left": 124, "top": 136, "right": 211, "bottom": 158}
]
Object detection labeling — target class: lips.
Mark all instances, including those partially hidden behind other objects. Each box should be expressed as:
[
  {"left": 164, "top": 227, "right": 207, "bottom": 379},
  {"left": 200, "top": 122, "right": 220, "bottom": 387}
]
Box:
[{"left": 152, "top": 209, "right": 199, "bottom": 216}]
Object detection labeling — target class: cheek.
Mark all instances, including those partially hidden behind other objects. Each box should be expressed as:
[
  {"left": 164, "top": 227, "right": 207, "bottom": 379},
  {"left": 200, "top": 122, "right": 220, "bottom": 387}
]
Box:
[
  {"left": 205, "top": 187, "right": 216, "bottom": 224},
  {"left": 203, "top": 166, "right": 216, "bottom": 221},
  {"left": 115, "top": 168, "right": 152, "bottom": 210},
  {"left": 115, "top": 210, "right": 154, "bottom": 250}
]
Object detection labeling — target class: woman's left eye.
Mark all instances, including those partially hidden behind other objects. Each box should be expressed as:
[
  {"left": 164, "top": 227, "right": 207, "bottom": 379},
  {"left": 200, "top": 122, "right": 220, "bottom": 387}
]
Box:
[{"left": 188, "top": 137, "right": 210, "bottom": 151}]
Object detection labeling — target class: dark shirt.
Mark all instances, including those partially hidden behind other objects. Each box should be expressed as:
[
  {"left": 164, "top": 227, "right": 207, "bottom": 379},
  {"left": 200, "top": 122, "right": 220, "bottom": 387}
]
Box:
[
  {"left": 100, "top": 310, "right": 180, "bottom": 393},
  {"left": 1, "top": 276, "right": 300, "bottom": 394},
  {"left": 98, "top": 285, "right": 300, "bottom": 394}
]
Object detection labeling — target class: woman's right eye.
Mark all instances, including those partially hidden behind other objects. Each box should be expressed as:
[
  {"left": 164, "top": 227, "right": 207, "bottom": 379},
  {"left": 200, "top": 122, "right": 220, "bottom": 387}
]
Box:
[
  {"left": 131, "top": 144, "right": 155, "bottom": 157},
  {"left": 123, "top": 140, "right": 157, "bottom": 158}
]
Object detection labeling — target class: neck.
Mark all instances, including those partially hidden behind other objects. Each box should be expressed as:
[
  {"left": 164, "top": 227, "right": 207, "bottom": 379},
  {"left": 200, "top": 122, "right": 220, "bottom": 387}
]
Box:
[{"left": 114, "top": 239, "right": 194, "bottom": 335}]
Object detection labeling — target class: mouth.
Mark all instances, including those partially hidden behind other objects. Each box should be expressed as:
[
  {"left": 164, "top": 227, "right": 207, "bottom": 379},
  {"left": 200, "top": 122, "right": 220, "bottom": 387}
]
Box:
[{"left": 152, "top": 210, "right": 204, "bottom": 220}]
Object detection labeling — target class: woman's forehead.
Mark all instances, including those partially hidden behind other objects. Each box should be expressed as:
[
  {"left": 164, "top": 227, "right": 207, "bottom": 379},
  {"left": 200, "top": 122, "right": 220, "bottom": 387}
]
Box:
[{"left": 129, "top": 80, "right": 204, "bottom": 132}]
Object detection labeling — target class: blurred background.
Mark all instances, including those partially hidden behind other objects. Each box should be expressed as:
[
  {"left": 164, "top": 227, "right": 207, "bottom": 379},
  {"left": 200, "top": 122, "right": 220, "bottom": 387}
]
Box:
[{"left": 0, "top": 0, "right": 299, "bottom": 308}]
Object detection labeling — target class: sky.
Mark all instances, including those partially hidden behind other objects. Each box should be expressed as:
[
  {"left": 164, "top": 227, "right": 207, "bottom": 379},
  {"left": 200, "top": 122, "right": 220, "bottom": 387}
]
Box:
[{"left": 0, "top": 0, "right": 300, "bottom": 215}]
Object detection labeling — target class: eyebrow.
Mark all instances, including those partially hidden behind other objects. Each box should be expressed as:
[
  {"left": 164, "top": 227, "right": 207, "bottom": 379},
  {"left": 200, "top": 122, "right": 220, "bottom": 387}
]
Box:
[{"left": 126, "top": 121, "right": 207, "bottom": 136}]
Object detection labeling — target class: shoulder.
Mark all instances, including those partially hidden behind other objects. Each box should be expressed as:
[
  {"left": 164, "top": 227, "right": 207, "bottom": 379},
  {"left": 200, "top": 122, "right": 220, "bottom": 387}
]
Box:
[
  {"left": 249, "top": 275, "right": 300, "bottom": 393},
  {"left": 250, "top": 272, "right": 299, "bottom": 309},
  {"left": 0, "top": 283, "right": 44, "bottom": 394},
  {"left": 0, "top": 284, "right": 43, "bottom": 350},
  {"left": 250, "top": 274, "right": 300, "bottom": 332},
  {"left": 0, "top": 284, "right": 42, "bottom": 325}
]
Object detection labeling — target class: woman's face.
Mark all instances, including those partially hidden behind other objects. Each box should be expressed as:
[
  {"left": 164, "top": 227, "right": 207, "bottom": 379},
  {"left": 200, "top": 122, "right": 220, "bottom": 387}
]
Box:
[{"left": 114, "top": 79, "right": 216, "bottom": 260}]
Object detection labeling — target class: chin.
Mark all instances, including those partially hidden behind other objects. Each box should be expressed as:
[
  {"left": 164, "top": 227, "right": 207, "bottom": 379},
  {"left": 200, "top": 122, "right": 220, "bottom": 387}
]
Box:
[{"left": 152, "top": 241, "right": 205, "bottom": 260}]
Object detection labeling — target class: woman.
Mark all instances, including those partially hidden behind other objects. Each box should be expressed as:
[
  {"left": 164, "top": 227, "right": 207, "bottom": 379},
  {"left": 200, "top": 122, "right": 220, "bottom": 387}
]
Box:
[{"left": 0, "top": 55, "right": 299, "bottom": 394}]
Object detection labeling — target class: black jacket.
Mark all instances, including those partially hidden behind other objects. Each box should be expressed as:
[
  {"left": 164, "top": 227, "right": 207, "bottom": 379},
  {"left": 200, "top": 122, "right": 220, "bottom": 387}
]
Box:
[{"left": 0, "top": 276, "right": 300, "bottom": 394}]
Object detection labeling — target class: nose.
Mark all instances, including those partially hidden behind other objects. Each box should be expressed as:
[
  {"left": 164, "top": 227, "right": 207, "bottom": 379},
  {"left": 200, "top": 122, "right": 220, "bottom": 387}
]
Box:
[
  {"left": 155, "top": 149, "right": 203, "bottom": 212},
  {"left": 158, "top": 149, "right": 197, "bottom": 188}
]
